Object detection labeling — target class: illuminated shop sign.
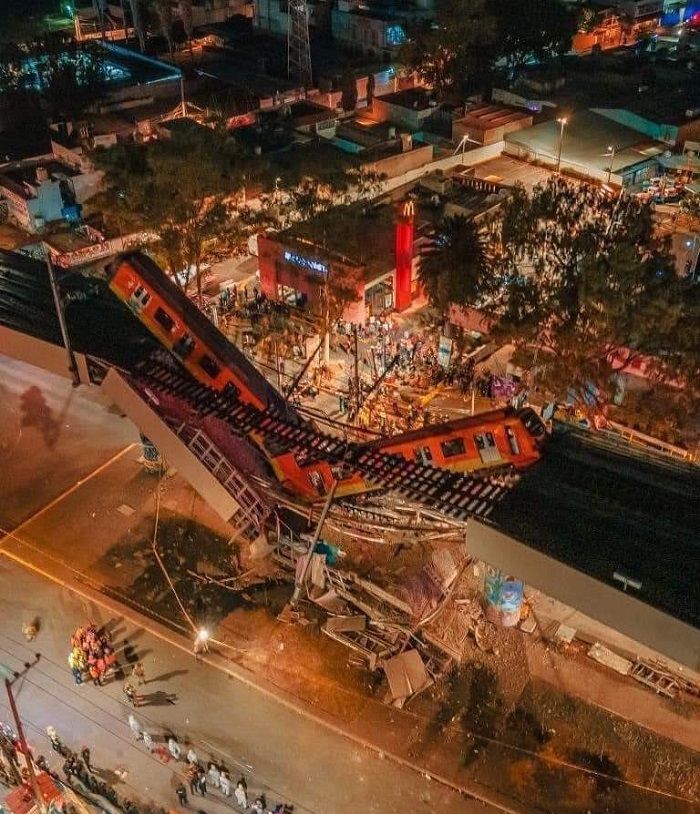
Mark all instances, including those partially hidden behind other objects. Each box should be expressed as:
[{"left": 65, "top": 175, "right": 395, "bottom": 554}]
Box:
[{"left": 283, "top": 250, "right": 328, "bottom": 275}]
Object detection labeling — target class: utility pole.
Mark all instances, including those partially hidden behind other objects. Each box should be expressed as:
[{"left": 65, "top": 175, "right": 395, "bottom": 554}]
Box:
[
  {"left": 274, "top": 339, "right": 282, "bottom": 390},
  {"left": 44, "top": 246, "right": 80, "bottom": 387},
  {"left": 180, "top": 74, "right": 186, "bottom": 118},
  {"left": 556, "top": 116, "right": 568, "bottom": 175},
  {"left": 606, "top": 144, "right": 616, "bottom": 186},
  {"left": 2, "top": 660, "right": 46, "bottom": 814},
  {"left": 353, "top": 323, "right": 360, "bottom": 417},
  {"left": 291, "top": 481, "right": 338, "bottom": 606}
]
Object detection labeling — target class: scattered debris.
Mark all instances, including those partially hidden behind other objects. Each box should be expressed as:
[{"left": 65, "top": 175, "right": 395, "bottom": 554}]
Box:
[
  {"left": 382, "top": 649, "right": 433, "bottom": 708},
  {"left": 554, "top": 624, "right": 576, "bottom": 645},
  {"left": 117, "top": 504, "right": 135, "bottom": 516},
  {"left": 630, "top": 660, "right": 679, "bottom": 698},
  {"left": 323, "top": 615, "right": 366, "bottom": 634},
  {"left": 587, "top": 643, "right": 632, "bottom": 676}
]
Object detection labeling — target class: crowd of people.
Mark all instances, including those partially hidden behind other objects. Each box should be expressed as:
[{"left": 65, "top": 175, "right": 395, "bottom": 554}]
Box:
[{"left": 68, "top": 623, "right": 118, "bottom": 686}]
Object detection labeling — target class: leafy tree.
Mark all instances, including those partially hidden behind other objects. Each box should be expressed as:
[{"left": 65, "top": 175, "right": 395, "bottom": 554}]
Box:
[
  {"left": 416, "top": 179, "right": 699, "bottom": 419},
  {"left": 493, "top": 0, "right": 576, "bottom": 78},
  {"left": 680, "top": 193, "right": 700, "bottom": 224},
  {"left": 488, "top": 179, "right": 699, "bottom": 409},
  {"left": 418, "top": 215, "right": 489, "bottom": 313},
  {"left": 94, "top": 125, "right": 244, "bottom": 305},
  {"left": 399, "top": 0, "right": 497, "bottom": 99}
]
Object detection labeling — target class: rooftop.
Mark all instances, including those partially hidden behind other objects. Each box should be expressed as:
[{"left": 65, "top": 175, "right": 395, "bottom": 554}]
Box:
[
  {"left": 511, "top": 51, "right": 700, "bottom": 126},
  {"left": 280, "top": 200, "right": 398, "bottom": 280},
  {"left": 276, "top": 171, "right": 512, "bottom": 278},
  {"left": 377, "top": 87, "right": 436, "bottom": 112},
  {"left": 0, "top": 159, "right": 81, "bottom": 199},
  {"left": 505, "top": 110, "right": 664, "bottom": 174},
  {"left": 459, "top": 103, "right": 534, "bottom": 132}
]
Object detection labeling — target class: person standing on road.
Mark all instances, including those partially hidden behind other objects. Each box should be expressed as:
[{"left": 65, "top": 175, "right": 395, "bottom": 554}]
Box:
[
  {"left": 47, "top": 726, "right": 62, "bottom": 752},
  {"left": 196, "top": 769, "right": 207, "bottom": 797},
  {"left": 234, "top": 778, "right": 248, "bottom": 808},
  {"left": 186, "top": 748, "right": 198, "bottom": 767},
  {"left": 219, "top": 771, "right": 231, "bottom": 798},
  {"left": 123, "top": 680, "right": 140, "bottom": 707},
  {"left": 143, "top": 731, "right": 155, "bottom": 752},
  {"left": 128, "top": 714, "right": 142, "bottom": 740},
  {"left": 186, "top": 765, "right": 198, "bottom": 797},
  {"left": 80, "top": 746, "right": 91, "bottom": 771},
  {"left": 168, "top": 737, "right": 182, "bottom": 761},
  {"left": 132, "top": 662, "right": 146, "bottom": 686},
  {"left": 175, "top": 783, "right": 188, "bottom": 807},
  {"left": 207, "top": 763, "right": 220, "bottom": 790}
]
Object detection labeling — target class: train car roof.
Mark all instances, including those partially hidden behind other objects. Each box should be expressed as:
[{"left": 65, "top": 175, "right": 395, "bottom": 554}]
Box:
[
  {"left": 370, "top": 407, "right": 516, "bottom": 450},
  {"left": 109, "top": 252, "right": 298, "bottom": 421}
]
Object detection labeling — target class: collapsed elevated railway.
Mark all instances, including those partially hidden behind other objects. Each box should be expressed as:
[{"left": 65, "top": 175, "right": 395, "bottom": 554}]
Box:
[
  {"left": 107, "top": 252, "right": 545, "bottom": 513},
  {"left": 1, "top": 248, "right": 699, "bottom": 670}
]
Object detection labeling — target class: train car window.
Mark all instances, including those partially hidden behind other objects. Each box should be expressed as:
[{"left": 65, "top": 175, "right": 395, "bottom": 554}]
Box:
[
  {"left": 173, "top": 333, "right": 195, "bottom": 360},
  {"left": 222, "top": 382, "right": 240, "bottom": 401},
  {"left": 198, "top": 354, "right": 221, "bottom": 379},
  {"left": 309, "top": 470, "right": 326, "bottom": 496},
  {"left": 505, "top": 426, "right": 520, "bottom": 455},
  {"left": 474, "top": 432, "right": 501, "bottom": 463},
  {"left": 414, "top": 446, "right": 433, "bottom": 465},
  {"left": 154, "top": 307, "right": 175, "bottom": 332},
  {"left": 440, "top": 438, "right": 466, "bottom": 458},
  {"left": 130, "top": 286, "right": 151, "bottom": 308}
]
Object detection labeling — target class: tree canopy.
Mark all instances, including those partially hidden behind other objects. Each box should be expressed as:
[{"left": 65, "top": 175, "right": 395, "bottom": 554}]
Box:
[
  {"left": 400, "top": 0, "right": 575, "bottom": 95},
  {"left": 94, "top": 124, "right": 243, "bottom": 304},
  {"left": 420, "top": 179, "right": 700, "bottom": 416},
  {"left": 418, "top": 215, "right": 489, "bottom": 313},
  {"left": 400, "top": 0, "right": 496, "bottom": 98}
]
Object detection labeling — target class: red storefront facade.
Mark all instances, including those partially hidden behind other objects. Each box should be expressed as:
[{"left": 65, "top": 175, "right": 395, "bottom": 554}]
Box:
[{"left": 257, "top": 199, "right": 421, "bottom": 324}]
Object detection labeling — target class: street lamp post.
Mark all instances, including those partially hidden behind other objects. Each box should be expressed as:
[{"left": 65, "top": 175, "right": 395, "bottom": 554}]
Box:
[
  {"left": 453, "top": 133, "right": 481, "bottom": 158},
  {"left": 606, "top": 145, "right": 617, "bottom": 185},
  {"left": 44, "top": 245, "right": 80, "bottom": 387},
  {"left": 556, "top": 117, "right": 568, "bottom": 175},
  {"left": 1, "top": 661, "right": 47, "bottom": 814}
]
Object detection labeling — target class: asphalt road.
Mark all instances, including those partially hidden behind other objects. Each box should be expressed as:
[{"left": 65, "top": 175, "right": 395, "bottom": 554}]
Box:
[
  {"left": 0, "top": 559, "right": 495, "bottom": 814},
  {"left": 0, "top": 356, "right": 138, "bottom": 530}
]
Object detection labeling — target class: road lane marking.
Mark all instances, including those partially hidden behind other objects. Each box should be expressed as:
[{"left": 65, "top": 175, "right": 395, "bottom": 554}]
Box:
[{"left": 0, "top": 443, "right": 136, "bottom": 551}]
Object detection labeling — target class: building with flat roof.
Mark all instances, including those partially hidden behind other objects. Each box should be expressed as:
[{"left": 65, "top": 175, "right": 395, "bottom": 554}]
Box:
[
  {"left": 495, "top": 50, "right": 700, "bottom": 147},
  {"left": 0, "top": 154, "right": 103, "bottom": 233},
  {"left": 503, "top": 109, "right": 665, "bottom": 185},
  {"left": 257, "top": 171, "right": 511, "bottom": 323},
  {"left": 453, "top": 103, "right": 534, "bottom": 146}
]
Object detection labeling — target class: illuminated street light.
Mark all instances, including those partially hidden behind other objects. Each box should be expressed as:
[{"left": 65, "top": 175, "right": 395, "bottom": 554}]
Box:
[
  {"left": 193, "top": 628, "right": 209, "bottom": 657},
  {"left": 556, "top": 116, "right": 568, "bottom": 175},
  {"left": 605, "top": 144, "right": 617, "bottom": 185}
]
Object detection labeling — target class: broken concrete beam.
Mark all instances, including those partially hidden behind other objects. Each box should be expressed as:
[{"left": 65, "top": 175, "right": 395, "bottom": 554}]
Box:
[{"left": 323, "top": 615, "right": 367, "bottom": 634}]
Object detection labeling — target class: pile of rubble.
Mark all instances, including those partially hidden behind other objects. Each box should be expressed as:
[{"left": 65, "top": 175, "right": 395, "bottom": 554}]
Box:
[{"left": 272, "top": 539, "right": 506, "bottom": 707}]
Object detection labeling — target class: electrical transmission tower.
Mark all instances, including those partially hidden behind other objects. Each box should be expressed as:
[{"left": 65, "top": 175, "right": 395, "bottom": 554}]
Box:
[{"left": 287, "top": 0, "right": 312, "bottom": 89}]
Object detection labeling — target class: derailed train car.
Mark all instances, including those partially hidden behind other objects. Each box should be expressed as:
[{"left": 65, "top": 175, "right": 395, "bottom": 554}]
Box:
[{"left": 108, "top": 253, "right": 544, "bottom": 502}]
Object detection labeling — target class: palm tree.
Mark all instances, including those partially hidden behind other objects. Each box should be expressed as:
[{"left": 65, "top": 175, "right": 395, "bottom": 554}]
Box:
[{"left": 418, "top": 215, "right": 488, "bottom": 313}]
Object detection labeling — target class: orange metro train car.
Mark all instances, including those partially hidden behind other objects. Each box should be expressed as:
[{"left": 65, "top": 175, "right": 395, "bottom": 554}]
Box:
[{"left": 108, "top": 253, "right": 544, "bottom": 503}]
